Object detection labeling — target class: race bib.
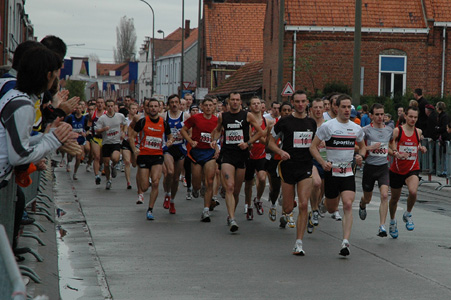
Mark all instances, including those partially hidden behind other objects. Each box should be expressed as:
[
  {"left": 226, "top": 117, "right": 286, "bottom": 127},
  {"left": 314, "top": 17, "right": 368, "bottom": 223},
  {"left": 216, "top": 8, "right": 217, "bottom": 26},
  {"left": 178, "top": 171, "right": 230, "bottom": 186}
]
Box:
[
  {"left": 145, "top": 136, "right": 162, "bottom": 150},
  {"left": 369, "top": 142, "right": 388, "bottom": 157},
  {"left": 171, "top": 128, "right": 183, "bottom": 144},
  {"left": 106, "top": 129, "right": 119, "bottom": 137},
  {"left": 399, "top": 145, "right": 417, "bottom": 161},
  {"left": 225, "top": 130, "right": 244, "bottom": 144},
  {"left": 200, "top": 132, "right": 212, "bottom": 144},
  {"left": 293, "top": 131, "right": 313, "bottom": 148},
  {"left": 332, "top": 161, "right": 354, "bottom": 177},
  {"left": 73, "top": 128, "right": 84, "bottom": 134}
]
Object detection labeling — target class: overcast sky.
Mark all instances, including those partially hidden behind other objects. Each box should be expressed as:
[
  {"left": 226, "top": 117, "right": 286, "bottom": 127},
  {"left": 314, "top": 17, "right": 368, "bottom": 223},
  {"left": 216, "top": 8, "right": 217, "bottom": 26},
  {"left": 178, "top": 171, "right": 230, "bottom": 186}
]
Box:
[{"left": 26, "top": 0, "right": 200, "bottom": 63}]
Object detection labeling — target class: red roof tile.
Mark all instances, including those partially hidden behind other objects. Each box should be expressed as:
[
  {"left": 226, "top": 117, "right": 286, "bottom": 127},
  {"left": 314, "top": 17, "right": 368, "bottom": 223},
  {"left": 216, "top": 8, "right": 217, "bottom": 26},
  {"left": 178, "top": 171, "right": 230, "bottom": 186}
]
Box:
[
  {"left": 286, "top": 0, "right": 426, "bottom": 28},
  {"left": 424, "top": 0, "right": 451, "bottom": 22},
  {"left": 208, "top": 61, "right": 263, "bottom": 97},
  {"left": 204, "top": 3, "right": 266, "bottom": 62},
  {"left": 161, "top": 28, "right": 199, "bottom": 57}
]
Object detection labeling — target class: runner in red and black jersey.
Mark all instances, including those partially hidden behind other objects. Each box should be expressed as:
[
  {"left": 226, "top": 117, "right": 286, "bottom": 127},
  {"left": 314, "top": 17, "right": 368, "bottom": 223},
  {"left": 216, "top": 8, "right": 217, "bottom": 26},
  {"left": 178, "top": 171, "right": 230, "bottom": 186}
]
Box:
[
  {"left": 388, "top": 106, "right": 427, "bottom": 238},
  {"left": 244, "top": 96, "right": 272, "bottom": 220}
]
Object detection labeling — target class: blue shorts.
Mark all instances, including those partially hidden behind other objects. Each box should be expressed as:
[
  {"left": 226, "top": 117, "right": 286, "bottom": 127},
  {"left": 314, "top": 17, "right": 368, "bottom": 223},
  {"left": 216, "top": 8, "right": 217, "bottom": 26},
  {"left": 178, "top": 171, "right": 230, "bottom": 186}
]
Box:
[
  {"left": 190, "top": 148, "right": 215, "bottom": 167},
  {"left": 313, "top": 159, "right": 325, "bottom": 179}
]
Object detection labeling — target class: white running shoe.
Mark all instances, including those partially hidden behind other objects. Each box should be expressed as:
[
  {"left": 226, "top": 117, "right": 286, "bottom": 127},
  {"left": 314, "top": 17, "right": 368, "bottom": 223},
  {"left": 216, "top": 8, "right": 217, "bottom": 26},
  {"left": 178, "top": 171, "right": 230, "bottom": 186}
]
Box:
[{"left": 332, "top": 210, "right": 342, "bottom": 221}]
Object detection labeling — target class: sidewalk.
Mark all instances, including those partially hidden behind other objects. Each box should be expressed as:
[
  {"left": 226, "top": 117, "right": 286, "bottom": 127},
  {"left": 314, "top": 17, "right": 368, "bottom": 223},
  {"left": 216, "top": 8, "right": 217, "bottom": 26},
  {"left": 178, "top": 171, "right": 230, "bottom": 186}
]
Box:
[{"left": 49, "top": 164, "right": 451, "bottom": 300}]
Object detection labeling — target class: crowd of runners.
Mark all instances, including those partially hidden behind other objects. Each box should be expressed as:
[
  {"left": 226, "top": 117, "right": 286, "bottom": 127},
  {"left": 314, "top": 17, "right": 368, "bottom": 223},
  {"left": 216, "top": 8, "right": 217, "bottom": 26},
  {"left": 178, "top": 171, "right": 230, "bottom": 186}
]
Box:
[{"left": 60, "top": 90, "right": 429, "bottom": 257}]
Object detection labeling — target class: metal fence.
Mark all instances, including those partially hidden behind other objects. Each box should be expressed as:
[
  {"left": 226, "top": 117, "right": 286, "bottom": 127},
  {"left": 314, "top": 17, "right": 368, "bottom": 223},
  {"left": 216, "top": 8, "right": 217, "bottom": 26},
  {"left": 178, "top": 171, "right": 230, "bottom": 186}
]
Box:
[
  {"left": 419, "top": 139, "right": 451, "bottom": 190},
  {"left": 0, "top": 174, "right": 17, "bottom": 245},
  {"left": 0, "top": 225, "right": 26, "bottom": 300}
]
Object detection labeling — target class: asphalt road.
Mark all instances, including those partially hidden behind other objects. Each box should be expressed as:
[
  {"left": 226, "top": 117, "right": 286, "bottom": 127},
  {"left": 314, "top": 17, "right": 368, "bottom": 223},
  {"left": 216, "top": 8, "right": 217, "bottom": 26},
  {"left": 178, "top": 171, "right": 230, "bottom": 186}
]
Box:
[{"left": 53, "top": 163, "right": 451, "bottom": 300}]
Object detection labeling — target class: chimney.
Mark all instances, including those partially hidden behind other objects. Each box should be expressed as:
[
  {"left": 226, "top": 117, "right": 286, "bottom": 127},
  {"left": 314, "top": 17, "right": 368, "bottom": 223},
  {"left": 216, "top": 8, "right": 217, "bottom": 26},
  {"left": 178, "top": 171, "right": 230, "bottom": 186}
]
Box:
[{"left": 185, "top": 20, "right": 190, "bottom": 39}]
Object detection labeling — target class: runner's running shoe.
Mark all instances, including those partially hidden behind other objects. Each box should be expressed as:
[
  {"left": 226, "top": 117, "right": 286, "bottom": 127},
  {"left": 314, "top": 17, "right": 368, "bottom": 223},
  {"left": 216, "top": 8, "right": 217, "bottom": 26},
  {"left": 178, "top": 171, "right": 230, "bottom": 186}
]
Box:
[
  {"left": 359, "top": 202, "right": 367, "bottom": 220},
  {"left": 332, "top": 210, "right": 342, "bottom": 221},
  {"left": 269, "top": 206, "right": 277, "bottom": 222},
  {"left": 312, "top": 210, "right": 319, "bottom": 226},
  {"left": 169, "top": 203, "right": 176, "bottom": 214},
  {"left": 307, "top": 212, "right": 314, "bottom": 234},
  {"left": 163, "top": 195, "right": 170, "bottom": 209},
  {"left": 210, "top": 197, "right": 220, "bottom": 211},
  {"left": 339, "top": 239, "right": 350, "bottom": 256},
  {"left": 246, "top": 207, "right": 254, "bottom": 220},
  {"left": 201, "top": 210, "right": 211, "bottom": 222},
  {"left": 389, "top": 220, "right": 398, "bottom": 239},
  {"left": 292, "top": 240, "right": 305, "bottom": 256},
  {"left": 403, "top": 212, "right": 415, "bottom": 231},
  {"left": 287, "top": 212, "right": 296, "bottom": 228},
  {"left": 254, "top": 198, "right": 264, "bottom": 215},
  {"left": 186, "top": 188, "right": 192, "bottom": 200},
  {"left": 378, "top": 225, "right": 387, "bottom": 237},
  {"left": 137, "top": 194, "right": 144, "bottom": 205},
  {"left": 279, "top": 214, "right": 287, "bottom": 228},
  {"left": 106, "top": 180, "right": 112, "bottom": 190},
  {"left": 146, "top": 209, "right": 154, "bottom": 220},
  {"left": 229, "top": 219, "right": 239, "bottom": 232}
]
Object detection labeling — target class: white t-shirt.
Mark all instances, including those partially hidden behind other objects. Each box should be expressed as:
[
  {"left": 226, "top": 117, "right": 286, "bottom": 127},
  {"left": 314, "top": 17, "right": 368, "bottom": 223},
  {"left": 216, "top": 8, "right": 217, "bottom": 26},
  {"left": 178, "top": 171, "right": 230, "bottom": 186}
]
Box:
[
  {"left": 96, "top": 113, "right": 126, "bottom": 144},
  {"left": 316, "top": 118, "right": 364, "bottom": 163}
]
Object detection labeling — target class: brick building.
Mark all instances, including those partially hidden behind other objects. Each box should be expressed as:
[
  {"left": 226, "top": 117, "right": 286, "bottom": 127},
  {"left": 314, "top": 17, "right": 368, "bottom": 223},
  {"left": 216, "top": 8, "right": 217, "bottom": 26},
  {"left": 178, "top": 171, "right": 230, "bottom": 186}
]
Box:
[
  {"left": 200, "top": 0, "right": 266, "bottom": 92},
  {"left": 0, "top": 0, "right": 35, "bottom": 70},
  {"left": 263, "top": 0, "right": 451, "bottom": 102}
]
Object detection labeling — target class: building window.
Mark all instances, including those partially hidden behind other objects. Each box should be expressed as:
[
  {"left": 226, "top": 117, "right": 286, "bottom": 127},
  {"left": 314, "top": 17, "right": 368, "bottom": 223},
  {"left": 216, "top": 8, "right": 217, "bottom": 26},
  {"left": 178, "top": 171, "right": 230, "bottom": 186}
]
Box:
[{"left": 378, "top": 55, "right": 406, "bottom": 97}]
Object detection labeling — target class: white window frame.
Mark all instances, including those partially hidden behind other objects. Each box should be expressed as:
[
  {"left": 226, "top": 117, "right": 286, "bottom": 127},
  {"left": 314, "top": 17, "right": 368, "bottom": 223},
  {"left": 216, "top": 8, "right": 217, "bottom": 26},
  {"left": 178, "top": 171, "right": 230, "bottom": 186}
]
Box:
[{"left": 378, "top": 55, "right": 407, "bottom": 97}]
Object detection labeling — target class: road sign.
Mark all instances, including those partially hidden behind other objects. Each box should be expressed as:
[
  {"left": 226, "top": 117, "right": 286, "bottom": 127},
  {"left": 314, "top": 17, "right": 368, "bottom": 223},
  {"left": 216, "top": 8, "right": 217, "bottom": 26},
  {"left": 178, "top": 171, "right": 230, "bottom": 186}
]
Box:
[
  {"left": 183, "top": 82, "right": 191, "bottom": 90},
  {"left": 281, "top": 82, "right": 294, "bottom": 96}
]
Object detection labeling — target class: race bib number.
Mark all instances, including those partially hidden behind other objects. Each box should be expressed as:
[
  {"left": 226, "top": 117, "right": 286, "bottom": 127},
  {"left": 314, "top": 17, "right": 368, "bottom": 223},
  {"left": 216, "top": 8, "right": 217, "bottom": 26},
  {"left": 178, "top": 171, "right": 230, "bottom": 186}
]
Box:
[
  {"left": 144, "top": 136, "right": 162, "bottom": 150},
  {"left": 293, "top": 131, "right": 313, "bottom": 148},
  {"left": 200, "top": 132, "right": 212, "bottom": 144},
  {"left": 106, "top": 129, "right": 119, "bottom": 137},
  {"left": 171, "top": 128, "right": 183, "bottom": 144},
  {"left": 399, "top": 145, "right": 417, "bottom": 161},
  {"left": 369, "top": 142, "right": 388, "bottom": 157},
  {"left": 73, "top": 128, "right": 84, "bottom": 134},
  {"left": 332, "top": 161, "right": 354, "bottom": 177},
  {"left": 225, "top": 130, "right": 244, "bottom": 144}
]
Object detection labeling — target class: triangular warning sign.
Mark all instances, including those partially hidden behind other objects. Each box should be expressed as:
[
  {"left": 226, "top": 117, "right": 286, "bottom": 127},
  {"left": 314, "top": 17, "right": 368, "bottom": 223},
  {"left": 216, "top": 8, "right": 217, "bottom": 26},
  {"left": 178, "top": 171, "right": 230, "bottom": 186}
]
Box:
[{"left": 281, "top": 82, "right": 294, "bottom": 96}]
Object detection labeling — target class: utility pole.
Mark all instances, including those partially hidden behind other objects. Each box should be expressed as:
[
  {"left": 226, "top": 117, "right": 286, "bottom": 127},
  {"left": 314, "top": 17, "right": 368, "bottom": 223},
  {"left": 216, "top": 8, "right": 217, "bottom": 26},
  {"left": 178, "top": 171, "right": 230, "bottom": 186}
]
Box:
[
  {"left": 180, "top": 0, "right": 185, "bottom": 97},
  {"left": 277, "top": 0, "right": 285, "bottom": 102},
  {"left": 352, "top": 0, "right": 362, "bottom": 105},
  {"left": 196, "top": 0, "right": 202, "bottom": 89}
]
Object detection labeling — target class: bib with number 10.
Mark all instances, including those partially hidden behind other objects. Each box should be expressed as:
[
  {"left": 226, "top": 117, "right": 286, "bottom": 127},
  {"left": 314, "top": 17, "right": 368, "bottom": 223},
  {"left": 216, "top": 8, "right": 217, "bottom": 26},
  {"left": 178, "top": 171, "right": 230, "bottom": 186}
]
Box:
[{"left": 293, "top": 131, "right": 313, "bottom": 148}]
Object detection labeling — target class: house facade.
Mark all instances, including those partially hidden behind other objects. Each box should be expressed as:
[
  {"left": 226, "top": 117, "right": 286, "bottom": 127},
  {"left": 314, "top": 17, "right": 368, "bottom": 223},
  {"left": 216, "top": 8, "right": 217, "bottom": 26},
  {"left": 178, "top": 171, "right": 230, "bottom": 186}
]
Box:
[
  {"left": 200, "top": 0, "right": 266, "bottom": 92},
  {"left": 0, "top": 0, "right": 35, "bottom": 70},
  {"left": 263, "top": 0, "right": 451, "bottom": 101}
]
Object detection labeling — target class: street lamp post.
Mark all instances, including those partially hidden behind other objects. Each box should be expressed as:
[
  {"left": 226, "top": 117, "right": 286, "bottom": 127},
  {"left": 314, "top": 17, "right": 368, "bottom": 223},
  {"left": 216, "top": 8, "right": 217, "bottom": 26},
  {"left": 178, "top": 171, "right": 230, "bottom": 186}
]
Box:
[
  {"left": 139, "top": 0, "right": 155, "bottom": 97},
  {"left": 157, "top": 29, "right": 165, "bottom": 39}
]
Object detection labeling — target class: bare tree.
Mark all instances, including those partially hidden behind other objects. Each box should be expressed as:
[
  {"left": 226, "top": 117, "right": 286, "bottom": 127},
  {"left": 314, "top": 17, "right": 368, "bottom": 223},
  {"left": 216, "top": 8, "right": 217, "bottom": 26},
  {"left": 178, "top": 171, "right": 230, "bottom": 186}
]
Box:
[
  {"left": 89, "top": 53, "right": 101, "bottom": 63},
  {"left": 113, "top": 16, "right": 137, "bottom": 63}
]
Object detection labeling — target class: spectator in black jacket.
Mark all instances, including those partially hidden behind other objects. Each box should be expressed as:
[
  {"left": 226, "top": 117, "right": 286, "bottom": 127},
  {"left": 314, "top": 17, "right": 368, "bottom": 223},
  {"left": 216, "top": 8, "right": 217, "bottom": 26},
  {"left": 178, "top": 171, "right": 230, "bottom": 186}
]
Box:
[
  {"left": 414, "top": 88, "right": 429, "bottom": 131},
  {"left": 436, "top": 102, "right": 450, "bottom": 142},
  {"left": 436, "top": 102, "right": 450, "bottom": 177},
  {"left": 424, "top": 104, "right": 439, "bottom": 140}
]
